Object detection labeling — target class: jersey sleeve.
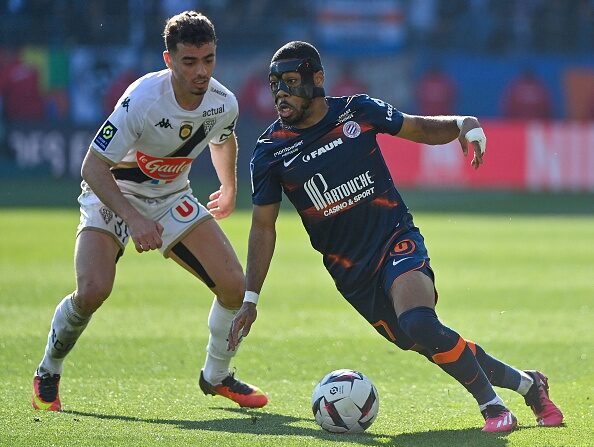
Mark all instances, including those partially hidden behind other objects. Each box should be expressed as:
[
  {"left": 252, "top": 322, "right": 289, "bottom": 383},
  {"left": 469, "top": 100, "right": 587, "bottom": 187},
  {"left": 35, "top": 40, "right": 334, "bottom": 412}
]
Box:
[
  {"left": 209, "top": 94, "right": 239, "bottom": 145},
  {"left": 356, "top": 94, "right": 404, "bottom": 135},
  {"left": 90, "top": 92, "right": 145, "bottom": 163},
  {"left": 250, "top": 149, "right": 282, "bottom": 205}
]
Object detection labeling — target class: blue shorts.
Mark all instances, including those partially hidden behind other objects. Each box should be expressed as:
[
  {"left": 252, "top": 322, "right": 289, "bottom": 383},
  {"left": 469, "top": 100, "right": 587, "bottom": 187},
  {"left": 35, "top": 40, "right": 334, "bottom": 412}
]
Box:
[{"left": 342, "top": 228, "right": 436, "bottom": 350}]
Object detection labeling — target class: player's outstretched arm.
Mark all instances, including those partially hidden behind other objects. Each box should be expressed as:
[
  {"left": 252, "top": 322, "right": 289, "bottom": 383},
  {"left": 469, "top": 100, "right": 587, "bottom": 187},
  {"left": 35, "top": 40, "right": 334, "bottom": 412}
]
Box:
[
  {"left": 396, "top": 114, "right": 486, "bottom": 169},
  {"left": 208, "top": 135, "right": 238, "bottom": 219},
  {"left": 228, "top": 202, "right": 280, "bottom": 351}
]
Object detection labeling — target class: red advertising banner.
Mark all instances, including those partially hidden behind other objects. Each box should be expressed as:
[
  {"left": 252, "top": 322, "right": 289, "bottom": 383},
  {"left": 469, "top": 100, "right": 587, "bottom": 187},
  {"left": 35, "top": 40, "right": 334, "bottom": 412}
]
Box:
[{"left": 378, "top": 121, "right": 594, "bottom": 191}]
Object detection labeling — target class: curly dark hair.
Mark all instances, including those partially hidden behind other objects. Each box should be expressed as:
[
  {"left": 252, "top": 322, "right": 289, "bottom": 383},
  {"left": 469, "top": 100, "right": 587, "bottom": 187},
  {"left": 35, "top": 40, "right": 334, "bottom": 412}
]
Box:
[
  {"left": 271, "top": 41, "right": 323, "bottom": 66},
  {"left": 163, "top": 11, "right": 217, "bottom": 52}
]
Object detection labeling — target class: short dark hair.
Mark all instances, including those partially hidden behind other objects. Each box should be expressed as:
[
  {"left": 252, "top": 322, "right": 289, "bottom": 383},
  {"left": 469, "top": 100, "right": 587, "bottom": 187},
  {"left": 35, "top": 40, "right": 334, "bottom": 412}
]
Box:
[
  {"left": 163, "top": 11, "right": 217, "bottom": 52},
  {"left": 271, "top": 41, "right": 323, "bottom": 67}
]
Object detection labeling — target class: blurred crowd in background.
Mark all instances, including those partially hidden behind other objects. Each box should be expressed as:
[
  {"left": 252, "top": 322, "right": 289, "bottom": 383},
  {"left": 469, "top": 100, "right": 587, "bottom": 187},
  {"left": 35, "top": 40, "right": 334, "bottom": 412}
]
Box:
[
  {"left": 1, "top": 0, "right": 593, "bottom": 52},
  {"left": 0, "top": 0, "right": 593, "bottom": 182}
]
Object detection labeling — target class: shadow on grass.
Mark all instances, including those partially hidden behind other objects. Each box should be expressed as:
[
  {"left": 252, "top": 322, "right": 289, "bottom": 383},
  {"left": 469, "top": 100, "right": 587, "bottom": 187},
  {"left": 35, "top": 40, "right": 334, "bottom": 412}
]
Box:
[{"left": 63, "top": 407, "right": 515, "bottom": 446}]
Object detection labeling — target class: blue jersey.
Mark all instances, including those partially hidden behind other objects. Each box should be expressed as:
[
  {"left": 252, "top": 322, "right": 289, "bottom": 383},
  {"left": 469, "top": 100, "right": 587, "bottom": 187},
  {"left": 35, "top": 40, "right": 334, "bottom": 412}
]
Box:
[{"left": 251, "top": 95, "right": 416, "bottom": 293}]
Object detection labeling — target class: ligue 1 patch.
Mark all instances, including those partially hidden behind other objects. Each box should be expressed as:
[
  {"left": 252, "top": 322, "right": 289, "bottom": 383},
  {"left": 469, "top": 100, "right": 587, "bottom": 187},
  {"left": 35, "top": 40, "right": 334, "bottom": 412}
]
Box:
[
  {"left": 94, "top": 120, "right": 118, "bottom": 150},
  {"left": 170, "top": 195, "right": 200, "bottom": 223},
  {"left": 343, "top": 121, "right": 361, "bottom": 139},
  {"left": 179, "top": 121, "right": 193, "bottom": 140}
]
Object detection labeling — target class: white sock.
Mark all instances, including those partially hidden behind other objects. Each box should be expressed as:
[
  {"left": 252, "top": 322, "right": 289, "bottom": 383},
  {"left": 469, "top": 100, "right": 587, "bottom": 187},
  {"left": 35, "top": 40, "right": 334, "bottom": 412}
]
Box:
[
  {"left": 37, "top": 295, "right": 90, "bottom": 376},
  {"left": 202, "top": 298, "right": 238, "bottom": 385},
  {"left": 479, "top": 395, "right": 505, "bottom": 412},
  {"left": 516, "top": 370, "right": 535, "bottom": 395}
]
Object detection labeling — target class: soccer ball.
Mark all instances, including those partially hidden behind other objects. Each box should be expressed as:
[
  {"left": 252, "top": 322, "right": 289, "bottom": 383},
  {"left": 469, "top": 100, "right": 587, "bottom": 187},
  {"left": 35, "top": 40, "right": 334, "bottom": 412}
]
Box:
[{"left": 311, "top": 369, "right": 379, "bottom": 433}]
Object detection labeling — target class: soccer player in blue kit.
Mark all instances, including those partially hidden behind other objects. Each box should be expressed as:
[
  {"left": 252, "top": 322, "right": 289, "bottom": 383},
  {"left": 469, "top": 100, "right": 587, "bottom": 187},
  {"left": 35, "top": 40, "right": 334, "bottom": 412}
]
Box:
[{"left": 227, "top": 41, "right": 564, "bottom": 432}]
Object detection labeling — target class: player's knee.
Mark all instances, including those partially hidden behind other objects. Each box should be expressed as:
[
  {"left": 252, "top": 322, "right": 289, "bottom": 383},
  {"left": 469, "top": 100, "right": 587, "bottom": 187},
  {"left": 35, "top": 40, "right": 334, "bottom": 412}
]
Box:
[
  {"left": 408, "top": 344, "right": 433, "bottom": 361},
  {"left": 397, "top": 306, "right": 440, "bottom": 341},
  {"left": 74, "top": 280, "right": 112, "bottom": 314},
  {"left": 214, "top": 270, "right": 244, "bottom": 309}
]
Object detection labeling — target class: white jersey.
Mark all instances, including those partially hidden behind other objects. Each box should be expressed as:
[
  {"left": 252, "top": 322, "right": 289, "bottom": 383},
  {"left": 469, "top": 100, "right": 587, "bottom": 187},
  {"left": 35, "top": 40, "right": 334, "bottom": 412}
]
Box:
[{"left": 88, "top": 69, "right": 238, "bottom": 198}]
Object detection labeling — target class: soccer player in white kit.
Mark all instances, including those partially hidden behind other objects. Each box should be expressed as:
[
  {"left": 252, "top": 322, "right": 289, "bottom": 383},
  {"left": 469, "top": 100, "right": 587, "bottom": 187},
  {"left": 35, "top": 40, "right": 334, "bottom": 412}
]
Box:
[{"left": 32, "top": 11, "right": 268, "bottom": 411}]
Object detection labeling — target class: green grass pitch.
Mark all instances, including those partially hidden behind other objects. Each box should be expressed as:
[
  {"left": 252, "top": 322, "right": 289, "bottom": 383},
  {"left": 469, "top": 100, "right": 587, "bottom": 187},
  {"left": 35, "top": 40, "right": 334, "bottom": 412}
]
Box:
[{"left": 1, "top": 208, "right": 593, "bottom": 446}]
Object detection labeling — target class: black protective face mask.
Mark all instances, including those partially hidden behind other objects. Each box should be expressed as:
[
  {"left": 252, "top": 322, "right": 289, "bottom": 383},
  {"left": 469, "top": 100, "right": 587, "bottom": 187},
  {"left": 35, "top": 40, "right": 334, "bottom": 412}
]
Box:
[{"left": 269, "top": 58, "right": 325, "bottom": 99}]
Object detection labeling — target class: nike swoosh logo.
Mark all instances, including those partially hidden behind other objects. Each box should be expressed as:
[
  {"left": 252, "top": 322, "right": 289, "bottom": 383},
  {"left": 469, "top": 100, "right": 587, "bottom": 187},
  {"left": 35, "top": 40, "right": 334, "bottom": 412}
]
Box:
[
  {"left": 257, "top": 138, "right": 273, "bottom": 144},
  {"left": 392, "top": 256, "right": 412, "bottom": 266},
  {"left": 283, "top": 153, "right": 301, "bottom": 167}
]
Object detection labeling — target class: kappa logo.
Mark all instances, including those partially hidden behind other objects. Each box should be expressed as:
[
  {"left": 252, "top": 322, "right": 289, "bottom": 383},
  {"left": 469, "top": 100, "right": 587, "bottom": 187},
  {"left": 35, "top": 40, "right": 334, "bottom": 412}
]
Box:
[
  {"left": 121, "top": 97, "right": 130, "bottom": 112},
  {"left": 155, "top": 118, "right": 173, "bottom": 129}
]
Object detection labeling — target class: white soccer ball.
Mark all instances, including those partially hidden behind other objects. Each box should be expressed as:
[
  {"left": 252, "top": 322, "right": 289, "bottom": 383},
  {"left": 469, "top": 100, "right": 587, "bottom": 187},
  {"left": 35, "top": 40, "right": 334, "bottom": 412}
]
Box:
[{"left": 311, "top": 369, "right": 379, "bottom": 433}]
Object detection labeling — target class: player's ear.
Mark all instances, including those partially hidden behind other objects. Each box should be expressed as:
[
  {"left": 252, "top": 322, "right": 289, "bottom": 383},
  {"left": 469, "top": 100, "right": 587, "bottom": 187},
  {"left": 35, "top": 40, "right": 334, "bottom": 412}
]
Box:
[
  {"left": 314, "top": 70, "right": 324, "bottom": 87},
  {"left": 163, "top": 51, "right": 172, "bottom": 69}
]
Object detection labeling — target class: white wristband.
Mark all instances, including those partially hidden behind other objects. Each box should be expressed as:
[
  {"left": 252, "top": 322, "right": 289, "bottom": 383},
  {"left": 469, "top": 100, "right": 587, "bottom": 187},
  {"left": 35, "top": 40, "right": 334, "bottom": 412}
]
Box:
[
  {"left": 465, "top": 127, "right": 487, "bottom": 154},
  {"left": 243, "top": 291, "right": 259, "bottom": 305},
  {"left": 456, "top": 117, "right": 465, "bottom": 130}
]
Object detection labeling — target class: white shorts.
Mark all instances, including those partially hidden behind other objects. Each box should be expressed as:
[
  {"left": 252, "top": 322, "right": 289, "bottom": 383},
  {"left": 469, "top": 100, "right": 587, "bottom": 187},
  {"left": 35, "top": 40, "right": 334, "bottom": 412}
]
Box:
[{"left": 77, "top": 189, "right": 212, "bottom": 256}]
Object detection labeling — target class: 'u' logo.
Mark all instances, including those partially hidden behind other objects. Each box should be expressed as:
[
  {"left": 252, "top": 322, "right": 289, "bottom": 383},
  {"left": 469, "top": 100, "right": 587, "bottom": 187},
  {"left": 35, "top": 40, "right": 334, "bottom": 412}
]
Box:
[
  {"left": 171, "top": 196, "right": 200, "bottom": 223},
  {"left": 175, "top": 200, "right": 195, "bottom": 217}
]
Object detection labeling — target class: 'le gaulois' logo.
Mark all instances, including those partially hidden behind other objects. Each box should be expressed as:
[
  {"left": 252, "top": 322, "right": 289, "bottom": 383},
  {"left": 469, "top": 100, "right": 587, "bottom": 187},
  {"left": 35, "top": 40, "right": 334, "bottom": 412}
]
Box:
[{"left": 136, "top": 151, "right": 192, "bottom": 181}]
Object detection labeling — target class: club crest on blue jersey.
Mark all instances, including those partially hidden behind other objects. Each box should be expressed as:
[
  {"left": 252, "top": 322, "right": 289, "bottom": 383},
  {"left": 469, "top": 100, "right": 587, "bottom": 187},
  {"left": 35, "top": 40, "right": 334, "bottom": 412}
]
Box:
[
  {"left": 343, "top": 121, "right": 361, "bottom": 139},
  {"left": 94, "top": 120, "right": 118, "bottom": 151}
]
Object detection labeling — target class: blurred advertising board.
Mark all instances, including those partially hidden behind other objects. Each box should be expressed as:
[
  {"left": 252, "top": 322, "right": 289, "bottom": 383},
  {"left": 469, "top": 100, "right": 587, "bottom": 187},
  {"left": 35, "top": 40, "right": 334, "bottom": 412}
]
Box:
[
  {"left": 5, "top": 123, "right": 94, "bottom": 178},
  {"left": 379, "top": 121, "right": 594, "bottom": 191},
  {"left": 5, "top": 121, "right": 594, "bottom": 191}
]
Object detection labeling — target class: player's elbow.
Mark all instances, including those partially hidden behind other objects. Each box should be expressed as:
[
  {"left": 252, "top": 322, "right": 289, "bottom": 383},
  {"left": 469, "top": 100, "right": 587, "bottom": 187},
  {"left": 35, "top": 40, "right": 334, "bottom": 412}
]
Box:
[
  {"left": 80, "top": 149, "right": 106, "bottom": 182},
  {"left": 80, "top": 152, "right": 92, "bottom": 181}
]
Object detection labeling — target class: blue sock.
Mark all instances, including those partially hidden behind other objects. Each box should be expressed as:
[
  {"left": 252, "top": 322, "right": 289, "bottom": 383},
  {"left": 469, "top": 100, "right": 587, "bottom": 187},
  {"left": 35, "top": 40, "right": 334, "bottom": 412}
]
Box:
[
  {"left": 398, "top": 306, "right": 496, "bottom": 406},
  {"left": 467, "top": 341, "right": 522, "bottom": 391}
]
